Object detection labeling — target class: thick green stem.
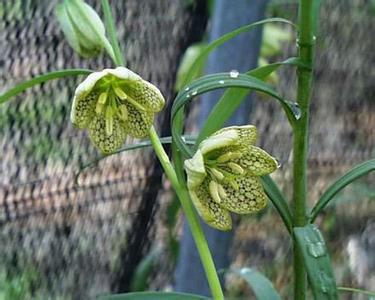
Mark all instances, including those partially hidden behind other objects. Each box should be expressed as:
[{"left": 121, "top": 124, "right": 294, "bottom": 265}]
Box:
[
  {"left": 293, "top": 0, "right": 316, "bottom": 299},
  {"left": 149, "top": 126, "right": 224, "bottom": 300}
]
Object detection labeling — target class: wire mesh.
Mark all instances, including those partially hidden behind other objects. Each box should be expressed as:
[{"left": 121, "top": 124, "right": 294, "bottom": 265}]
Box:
[{"left": 0, "top": 0, "right": 206, "bottom": 298}]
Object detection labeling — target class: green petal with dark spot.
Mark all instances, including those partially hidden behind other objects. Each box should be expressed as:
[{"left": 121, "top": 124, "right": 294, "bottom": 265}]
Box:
[
  {"left": 236, "top": 145, "right": 278, "bottom": 176},
  {"left": 221, "top": 175, "right": 267, "bottom": 214},
  {"left": 71, "top": 92, "right": 97, "bottom": 128},
  {"left": 213, "top": 125, "right": 258, "bottom": 145},
  {"left": 120, "top": 79, "right": 165, "bottom": 113},
  {"left": 189, "top": 178, "right": 232, "bottom": 231},
  {"left": 123, "top": 103, "right": 154, "bottom": 138},
  {"left": 88, "top": 115, "right": 127, "bottom": 154}
]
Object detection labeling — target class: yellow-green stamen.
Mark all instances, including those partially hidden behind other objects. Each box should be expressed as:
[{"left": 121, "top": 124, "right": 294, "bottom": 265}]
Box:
[
  {"left": 105, "top": 106, "right": 113, "bottom": 136},
  {"left": 217, "top": 152, "right": 242, "bottom": 163},
  {"left": 117, "top": 104, "right": 128, "bottom": 121},
  {"left": 210, "top": 168, "right": 224, "bottom": 181},
  {"left": 227, "top": 162, "right": 244, "bottom": 175},
  {"left": 113, "top": 86, "right": 146, "bottom": 111},
  {"left": 209, "top": 180, "right": 222, "bottom": 204}
]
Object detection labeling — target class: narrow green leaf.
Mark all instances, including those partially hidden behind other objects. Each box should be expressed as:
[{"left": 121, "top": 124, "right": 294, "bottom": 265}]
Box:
[
  {"left": 196, "top": 57, "right": 306, "bottom": 144},
  {"left": 98, "top": 292, "right": 210, "bottom": 300},
  {"left": 171, "top": 72, "right": 297, "bottom": 158},
  {"left": 175, "top": 42, "right": 207, "bottom": 91},
  {"left": 181, "top": 17, "right": 297, "bottom": 88},
  {"left": 231, "top": 267, "right": 281, "bottom": 300},
  {"left": 312, "top": 0, "right": 321, "bottom": 36},
  {"left": 75, "top": 136, "right": 196, "bottom": 185},
  {"left": 310, "top": 159, "right": 375, "bottom": 222},
  {"left": 294, "top": 225, "right": 338, "bottom": 300},
  {"left": 0, "top": 69, "right": 92, "bottom": 105},
  {"left": 129, "top": 248, "right": 163, "bottom": 292},
  {"left": 261, "top": 175, "right": 292, "bottom": 234},
  {"left": 249, "top": 57, "right": 309, "bottom": 80}
]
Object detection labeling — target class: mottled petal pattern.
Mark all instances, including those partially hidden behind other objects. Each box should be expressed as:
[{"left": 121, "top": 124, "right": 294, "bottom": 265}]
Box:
[
  {"left": 122, "top": 103, "right": 153, "bottom": 138},
  {"left": 184, "top": 125, "right": 277, "bottom": 231},
  {"left": 122, "top": 80, "right": 165, "bottom": 113},
  {"left": 71, "top": 92, "right": 97, "bottom": 128},
  {"left": 236, "top": 145, "right": 278, "bottom": 176},
  {"left": 213, "top": 125, "right": 258, "bottom": 145},
  {"left": 71, "top": 67, "right": 165, "bottom": 154},
  {"left": 221, "top": 176, "right": 267, "bottom": 214},
  {"left": 191, "top": 178, "right": 232, "bottom": 231},
  {"left": 88, "top": 116, "right": 126, "bottom": 154}
]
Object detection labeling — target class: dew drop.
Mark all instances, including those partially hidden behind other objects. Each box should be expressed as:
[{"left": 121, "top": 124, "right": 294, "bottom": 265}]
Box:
[
  {"left": 296, "top": 38, "right": 300, "bottom": 47},
  {"left": 185, "top": 87, "right": 190, "bottom": 91},
  {"left": 229, "top": 70, "right": 239, "bottom": 78},
  {"left": 312, "top": 226, "right": 325, "bottom": 241},
  {"left": 186, "top": 94, "right": 190, "bottom": 98},
  {"left": 192, "top": 90, "right": 198, "bottom": 96},
  {"left": 318, "top": 271, "right": 332, "bottom": 294},
  {"left": 276, "top": 159, "right": 282, "bottom": 168},
  {"left": 307, "top": 241, "right": 326, "bottom": 258},
  {"left": 219, "top": 80, "right": 225, "bottom": 84},
  {"left": 291, "top": 102, "right": 301, "bottom": 120}
]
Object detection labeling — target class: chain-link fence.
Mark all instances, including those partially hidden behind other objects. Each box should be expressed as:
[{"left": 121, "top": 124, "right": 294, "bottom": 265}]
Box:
[
  {"left": 1, "top": 0, "right": 374, "bottom": 299},
  {"left": 0, "top": 1, "right": 206, "bottom": 298}
]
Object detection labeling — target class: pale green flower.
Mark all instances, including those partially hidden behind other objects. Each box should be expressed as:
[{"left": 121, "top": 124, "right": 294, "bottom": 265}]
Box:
[
  {"left": 184, "top": 126, "right": 278, "bottom": 231},
  {"left": 71, "top": 67, "right": 165, "bottom": 154}
]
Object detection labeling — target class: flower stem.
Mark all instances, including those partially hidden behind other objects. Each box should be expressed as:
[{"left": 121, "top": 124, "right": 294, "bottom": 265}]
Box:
[
  {"left": 293, "top": 0, "right": 316, "bottom": 299},
  {"left": 101, "top": 0, "right": 125, "bottom": 66},
  {"left": 148, "top": 126, "right": 224, "bottom": 300}
]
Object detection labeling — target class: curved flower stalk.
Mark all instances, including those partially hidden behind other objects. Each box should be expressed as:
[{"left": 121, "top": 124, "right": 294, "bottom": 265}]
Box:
[
  {"left": 71, "top": 67, "right": 165, "bottom": 154},
  {"left": 184, "top": 125, "right": 278, "bottom": 231}
]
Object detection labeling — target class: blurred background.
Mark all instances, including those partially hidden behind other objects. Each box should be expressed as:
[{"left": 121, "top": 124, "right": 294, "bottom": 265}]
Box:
[{"left": 0, "top": 0, "right": 374, "bottom": 299}]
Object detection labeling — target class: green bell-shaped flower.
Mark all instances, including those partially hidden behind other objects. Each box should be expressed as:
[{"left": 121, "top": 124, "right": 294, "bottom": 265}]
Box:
[
  {"left": 184, "top": 125, "right": 278, "bottom": 231},
  {"left": 71, "top": 67, "right": 165, "bottom": 154}
]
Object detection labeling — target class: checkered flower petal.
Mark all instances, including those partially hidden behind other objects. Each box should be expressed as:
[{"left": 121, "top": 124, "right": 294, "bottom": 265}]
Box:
[
  {"left": 184, "top": 125, "right": 278, "bottom": 231},
  {"left": 71, "top": 67, "right": 165, "bottom": 154}
]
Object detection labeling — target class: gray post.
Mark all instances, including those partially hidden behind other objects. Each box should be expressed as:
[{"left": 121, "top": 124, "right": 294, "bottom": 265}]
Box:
[{"left": 174, "top": 0, "right": 269, "bottom": 296}]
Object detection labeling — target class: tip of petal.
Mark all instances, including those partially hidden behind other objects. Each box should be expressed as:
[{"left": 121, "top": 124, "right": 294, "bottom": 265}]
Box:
[
  {"left": 184, "top": 150, "right": 207, "bottom": 189},
  {"left": 107, "top": 67, "right": 142, "bottom": 81},
  {"left": 199, "top": 129, "right": 239, "bottom": 155},
  {"left": 74, "top": 71, "right": 107, "bottom": 97}
]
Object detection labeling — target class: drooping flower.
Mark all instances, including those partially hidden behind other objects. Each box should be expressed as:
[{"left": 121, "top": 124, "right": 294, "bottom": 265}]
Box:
[
  {"left": 184, "top": 126, "right": 278, "bottom": 231},
  {"left": 71, "top": 67, "right": 165, "bottom": 154}
]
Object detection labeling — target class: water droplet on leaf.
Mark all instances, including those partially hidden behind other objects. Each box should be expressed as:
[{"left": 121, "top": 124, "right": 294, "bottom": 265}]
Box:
[
  {"left": 291, "top": 102, "right": 301, "bottom": 119},
  {"left": 229, "top": 70, "right": 239, "bottom": 78},
  {"left": 307, "top": 241, "right": 326, "bottom": 258},
  {"left": 219, "top": 80, "right": 225, "bottom": 84},
  {"left": 318, "top": 271, "right": 333, "bottom": 294}
]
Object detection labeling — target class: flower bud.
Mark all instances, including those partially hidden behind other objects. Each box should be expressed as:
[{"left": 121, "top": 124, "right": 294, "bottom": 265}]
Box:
[{"left": 56, "top": 0, "right": 107, "bottom": 58}]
